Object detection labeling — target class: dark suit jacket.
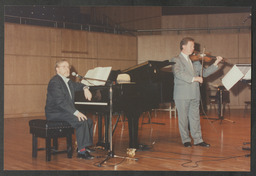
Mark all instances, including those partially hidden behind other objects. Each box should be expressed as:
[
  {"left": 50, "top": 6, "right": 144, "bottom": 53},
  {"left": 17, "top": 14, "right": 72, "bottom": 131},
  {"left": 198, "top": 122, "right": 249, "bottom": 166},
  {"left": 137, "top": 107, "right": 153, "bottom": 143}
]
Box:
[{"left": 45, "top": 74, "right": 84, "bottom": 119}]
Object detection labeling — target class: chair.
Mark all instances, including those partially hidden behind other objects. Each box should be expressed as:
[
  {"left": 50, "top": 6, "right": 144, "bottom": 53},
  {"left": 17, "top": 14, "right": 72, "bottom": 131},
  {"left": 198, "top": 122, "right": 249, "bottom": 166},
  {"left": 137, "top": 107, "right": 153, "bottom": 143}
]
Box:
[
  {"left": 208, "top": 89, "right": 230, "bottom": 116},
  {"left": 208, "top": 95, "right": 218, "bottom": 112},
  {"left": 243, "top": 101, "right": 251, "bottom": 117},
  {"left": 29, "top": 119, "right": 74, "bottom": 161},
  {"left": 154, "top": 102, "right": 177, "bottom": 119}
]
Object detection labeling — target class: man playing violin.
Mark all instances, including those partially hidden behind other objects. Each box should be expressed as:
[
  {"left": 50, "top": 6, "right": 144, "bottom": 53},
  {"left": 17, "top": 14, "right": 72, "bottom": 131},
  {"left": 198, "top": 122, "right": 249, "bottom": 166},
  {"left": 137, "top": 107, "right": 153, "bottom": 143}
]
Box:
[{"left": 171, "top": 37, "right": 223, "bottom": 148}]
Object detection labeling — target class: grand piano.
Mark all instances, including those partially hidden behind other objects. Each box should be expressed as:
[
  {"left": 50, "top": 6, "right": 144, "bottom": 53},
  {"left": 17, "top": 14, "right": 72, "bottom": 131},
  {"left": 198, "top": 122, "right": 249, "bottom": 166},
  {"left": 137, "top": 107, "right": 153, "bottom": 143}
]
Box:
[{"left": 75, "top": 60, "right": 174, "bottom": 149}]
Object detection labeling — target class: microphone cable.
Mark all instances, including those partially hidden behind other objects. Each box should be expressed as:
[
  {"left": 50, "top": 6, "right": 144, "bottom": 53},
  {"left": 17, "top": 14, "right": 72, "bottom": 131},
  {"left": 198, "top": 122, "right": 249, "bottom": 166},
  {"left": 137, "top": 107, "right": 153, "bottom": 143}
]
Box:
[
  {"left": 93, "top": 156, "right": 126, "bottom": 168},
  {"left": 138, "top": 150, "right": 250, "bottom": 168}
]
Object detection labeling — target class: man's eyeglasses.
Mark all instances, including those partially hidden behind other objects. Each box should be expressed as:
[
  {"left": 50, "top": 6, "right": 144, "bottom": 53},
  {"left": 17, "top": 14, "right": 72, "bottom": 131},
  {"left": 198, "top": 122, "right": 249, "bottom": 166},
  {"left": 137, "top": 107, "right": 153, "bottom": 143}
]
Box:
[{"left": 58, "top": 65, "right": 71, "bottom": 69}]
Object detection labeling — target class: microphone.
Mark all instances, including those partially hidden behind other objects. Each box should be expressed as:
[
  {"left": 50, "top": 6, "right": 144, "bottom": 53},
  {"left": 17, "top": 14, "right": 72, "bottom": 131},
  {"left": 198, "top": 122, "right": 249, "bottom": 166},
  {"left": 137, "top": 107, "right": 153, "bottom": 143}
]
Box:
[{"left": 71, "top": 72, "right": 84, "bottom": 79}]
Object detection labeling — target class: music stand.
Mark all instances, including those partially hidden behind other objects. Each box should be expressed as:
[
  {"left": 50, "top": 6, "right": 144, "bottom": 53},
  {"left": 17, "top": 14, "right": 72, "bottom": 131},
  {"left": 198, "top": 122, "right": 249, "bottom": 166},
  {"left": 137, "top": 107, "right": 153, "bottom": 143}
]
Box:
[
  {"left": 208, "top": 64, "right": 251, "bottom": 124},
  {"left": 206, "top": 86, "right": 235, "bottom": 124}
]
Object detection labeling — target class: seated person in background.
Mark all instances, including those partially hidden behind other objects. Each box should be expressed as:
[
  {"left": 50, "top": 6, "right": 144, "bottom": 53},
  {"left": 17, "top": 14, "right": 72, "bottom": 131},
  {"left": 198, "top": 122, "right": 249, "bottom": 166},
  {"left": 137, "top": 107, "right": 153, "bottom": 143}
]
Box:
[{"left": 45, "top": 59, "right": 94, "bottom": 160}]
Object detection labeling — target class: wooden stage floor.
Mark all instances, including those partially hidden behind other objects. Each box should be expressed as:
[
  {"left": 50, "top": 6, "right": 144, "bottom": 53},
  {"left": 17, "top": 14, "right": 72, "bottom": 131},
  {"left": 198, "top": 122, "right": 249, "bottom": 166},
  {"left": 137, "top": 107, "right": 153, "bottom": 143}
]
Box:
[{"left": 3, "top": 109, "right": 251, "bottom": 173}]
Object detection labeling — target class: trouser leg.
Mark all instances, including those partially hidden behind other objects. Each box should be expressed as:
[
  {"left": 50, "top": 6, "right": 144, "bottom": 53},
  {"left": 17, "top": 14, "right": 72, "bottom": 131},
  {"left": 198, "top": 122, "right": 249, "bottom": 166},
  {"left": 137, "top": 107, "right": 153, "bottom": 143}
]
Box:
[
  {"left": 175, "top": 99, "right": 191, "bottom": 144},
  {"left": 47, "top": 113, "right": 93, "bottom": 151},
  {"left": 188, "top": 99, "right": 203, "bottom": 144}
]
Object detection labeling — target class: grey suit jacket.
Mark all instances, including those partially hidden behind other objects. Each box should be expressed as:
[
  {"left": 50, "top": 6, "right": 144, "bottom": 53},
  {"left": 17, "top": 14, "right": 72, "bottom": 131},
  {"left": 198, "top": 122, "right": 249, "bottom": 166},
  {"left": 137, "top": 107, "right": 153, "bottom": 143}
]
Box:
[
  {"left": 45, "top": 74, "right": 85, "bottom": 119},
  {"left": 171, "top": 53, "right": 218, "bottom": 100}
]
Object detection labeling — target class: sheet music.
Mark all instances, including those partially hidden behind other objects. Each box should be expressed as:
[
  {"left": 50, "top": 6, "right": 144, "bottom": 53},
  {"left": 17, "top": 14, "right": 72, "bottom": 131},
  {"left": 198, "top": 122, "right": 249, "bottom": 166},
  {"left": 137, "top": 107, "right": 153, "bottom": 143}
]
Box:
[
  {"left": 81, "top": 67, "right": 112, "bottom": 86},
  {"left": 242, "top": 67, "right": 251, "bottom": 80},
  {"left": 222, "top": 64, "right": 251, "bottom": 90},
  {"left": 236, "top": 64, "right": 251, "bottom": 80}
]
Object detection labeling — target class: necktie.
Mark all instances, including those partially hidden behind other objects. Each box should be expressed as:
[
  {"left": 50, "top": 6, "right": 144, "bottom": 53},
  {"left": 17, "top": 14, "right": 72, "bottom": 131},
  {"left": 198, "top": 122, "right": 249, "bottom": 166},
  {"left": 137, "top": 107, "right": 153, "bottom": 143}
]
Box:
[
  {"left": 187, "top": 57, "right": 193, "bottom": 69},
  {"left": 67, "top": 80, "right": 72, "bottom": 98}
]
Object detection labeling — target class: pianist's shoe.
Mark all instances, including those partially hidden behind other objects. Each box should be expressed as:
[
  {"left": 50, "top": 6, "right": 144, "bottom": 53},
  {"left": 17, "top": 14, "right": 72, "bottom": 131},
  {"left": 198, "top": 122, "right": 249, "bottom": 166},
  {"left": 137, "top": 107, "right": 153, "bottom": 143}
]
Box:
[
  {"left": 77, "top": 151, "right": 94, "bottom": 160},
  {"left": 86, "top": 147, "right": 96, "bottom": 153}
]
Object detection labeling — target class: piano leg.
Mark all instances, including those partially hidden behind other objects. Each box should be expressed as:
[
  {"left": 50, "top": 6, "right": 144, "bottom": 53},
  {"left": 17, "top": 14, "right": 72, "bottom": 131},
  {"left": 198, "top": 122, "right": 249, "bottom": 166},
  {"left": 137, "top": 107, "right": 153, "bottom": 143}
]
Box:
[
  {"left": 127, "top": 111, "right": 140, "bottom": 149},
  {"left": 97, "top": 111, "right": 140, "bottom": 150},
  {"left": 96, "top": 114, "right": 106, "bottom": 148}
]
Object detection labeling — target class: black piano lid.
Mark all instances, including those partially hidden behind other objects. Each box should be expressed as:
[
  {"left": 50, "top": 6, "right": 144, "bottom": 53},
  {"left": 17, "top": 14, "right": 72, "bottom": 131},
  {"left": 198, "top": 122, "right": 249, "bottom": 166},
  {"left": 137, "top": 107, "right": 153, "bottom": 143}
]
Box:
[
  {"left": 121, "top": 60, "right": 175, "bottom": 73},
  {"left": 107, "top": 70, "right": 121, "bottom": 82}
]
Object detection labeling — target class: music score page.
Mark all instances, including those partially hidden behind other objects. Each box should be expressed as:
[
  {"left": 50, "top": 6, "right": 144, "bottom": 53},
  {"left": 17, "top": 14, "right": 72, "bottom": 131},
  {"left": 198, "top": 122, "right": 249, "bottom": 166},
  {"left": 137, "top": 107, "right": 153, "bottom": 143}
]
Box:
[
  {"left": 81, "top": 67, "right": 112, "bottom": 86},
  {"left": 222, "top": 64, "right": 251, "bottom": 90}
]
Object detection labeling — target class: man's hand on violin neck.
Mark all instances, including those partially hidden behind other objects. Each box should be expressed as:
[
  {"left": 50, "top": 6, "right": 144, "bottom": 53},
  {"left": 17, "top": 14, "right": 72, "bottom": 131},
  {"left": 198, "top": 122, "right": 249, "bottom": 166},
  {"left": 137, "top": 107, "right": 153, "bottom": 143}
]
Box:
[{"left": 214, "top": 56, "right": 223, "bottom": 65}]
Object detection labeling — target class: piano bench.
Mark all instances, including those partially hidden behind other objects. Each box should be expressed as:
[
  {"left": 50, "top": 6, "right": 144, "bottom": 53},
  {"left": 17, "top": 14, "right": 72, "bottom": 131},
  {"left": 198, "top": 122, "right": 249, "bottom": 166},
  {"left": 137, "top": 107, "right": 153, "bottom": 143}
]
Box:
[{"left": 29, "top": 119, "right": 74, "bottom": 161}]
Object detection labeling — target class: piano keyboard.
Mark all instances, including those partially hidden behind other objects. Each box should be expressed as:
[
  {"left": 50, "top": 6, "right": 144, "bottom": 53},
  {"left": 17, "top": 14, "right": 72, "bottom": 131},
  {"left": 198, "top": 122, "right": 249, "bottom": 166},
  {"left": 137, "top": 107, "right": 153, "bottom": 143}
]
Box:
[{"left": 75, "top": 102, "right": 108, "bottom": 106}]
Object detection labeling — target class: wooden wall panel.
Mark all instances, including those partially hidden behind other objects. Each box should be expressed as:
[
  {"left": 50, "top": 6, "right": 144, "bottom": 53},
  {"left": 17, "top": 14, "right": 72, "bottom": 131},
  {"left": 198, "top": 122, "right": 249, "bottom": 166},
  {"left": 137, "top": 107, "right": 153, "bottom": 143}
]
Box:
[
  {"left": 97, "top": 33, "right": 137, "bottom": 60},
  {"left": 238, "top": 33, "right": 251, "bottom": 59},
  {"left": 192, "top": 34, "right": 239, "bottom": 59},
  {"left": 138, "top": 35, "right": 180, "bottom": 63},
  {"left": 49, "top": 28, "right": 61, "bottom": 57},
  {"left": 138, "top": 33, "right": 244, "bottom": 62},
  {"left": 50, "top": 30, "right": 138, "bottom": 60},
  {"left": 87, "top": 32, "right": 99, "bottom": 58},
  {"left": 4, "top": 55, "right": 51, "bottom": 85},
  {"left": 50, "top": 28, "right": 89, "bottom": 58},
  {"left": 61, "top": 29, "right": 88, "bottom": 54},
  {"left": 4, "top": 85, "right": 47, "bottom": 117},
  {"left": 138, "top": 33, "right": 250, "bottom": 63},
  {"left": 97, "top": 59, "right": 137, "bottom": 70},
  {"left": 5, "top": 23, "right": 51, "bottom": 56},
  {"left": 71, "top": 58, "right": 98, "bottom": 78}
]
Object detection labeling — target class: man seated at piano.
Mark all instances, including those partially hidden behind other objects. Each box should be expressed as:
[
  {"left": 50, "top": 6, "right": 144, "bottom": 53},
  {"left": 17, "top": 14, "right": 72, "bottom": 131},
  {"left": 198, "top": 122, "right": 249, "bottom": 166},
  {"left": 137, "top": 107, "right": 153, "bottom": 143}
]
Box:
[
  {"left": 45, "top": 59, "right": 95, "bottom": 160},
  {"left": 171, "top": 37, "right": 223, "bottom": 148}
]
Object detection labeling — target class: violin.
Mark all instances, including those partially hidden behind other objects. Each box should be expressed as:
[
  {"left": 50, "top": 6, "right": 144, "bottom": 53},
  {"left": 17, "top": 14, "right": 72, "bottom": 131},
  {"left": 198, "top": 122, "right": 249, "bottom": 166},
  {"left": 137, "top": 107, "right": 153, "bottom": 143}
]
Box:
[{"left": 189, "top": 51, "right": 226, "bottom": 62}]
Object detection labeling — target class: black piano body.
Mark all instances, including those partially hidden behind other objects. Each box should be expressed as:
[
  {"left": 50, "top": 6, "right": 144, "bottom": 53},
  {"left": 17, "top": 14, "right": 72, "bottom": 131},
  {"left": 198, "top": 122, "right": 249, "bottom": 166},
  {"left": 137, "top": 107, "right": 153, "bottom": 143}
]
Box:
[
  {"left": 122, "top": 60, "right": 175, "bottom": 111},
  {"left": 75, "top": 60, "right": 175, "bottom": 149}
]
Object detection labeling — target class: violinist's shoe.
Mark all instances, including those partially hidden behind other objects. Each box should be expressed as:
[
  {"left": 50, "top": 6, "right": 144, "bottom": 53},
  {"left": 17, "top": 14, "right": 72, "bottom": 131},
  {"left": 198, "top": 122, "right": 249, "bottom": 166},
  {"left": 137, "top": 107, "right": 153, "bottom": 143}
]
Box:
[{"left": 194, "top": 142, "right": 210, "bottom": 147}]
